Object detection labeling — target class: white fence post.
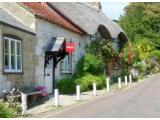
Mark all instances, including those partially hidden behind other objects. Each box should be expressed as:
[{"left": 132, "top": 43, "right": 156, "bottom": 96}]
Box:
[
  {"left": 118, "top": 77, "right": 121, "bottom": 89},
  {"left": 93, "top": 83, "right": 97, "bottom": 96},
  {"left": 125, "top": 75, "right": 128, "bottom": 86},
  {"left": 76, "top": 85, "right": 80, "bottom": 100},
  {"left": 54, "top": 89, "right": 59, "bottom": 107},
  {"left": 21, "top": 93, "right": 27, "bottom": 115},
  {"left": 129, "top": 74, "right": 132, "bottom": 83},
  {"left": 106, "top": 77, "right": 110, "bottom": 93}
]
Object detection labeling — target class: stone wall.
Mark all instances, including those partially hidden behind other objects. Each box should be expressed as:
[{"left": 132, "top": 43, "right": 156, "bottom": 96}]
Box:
[
  {"left": 35, "top": 18, "right": 91, "bottom": 86},
  {"left": 0, "top": 24, "right": 36, "bottom": 95}
]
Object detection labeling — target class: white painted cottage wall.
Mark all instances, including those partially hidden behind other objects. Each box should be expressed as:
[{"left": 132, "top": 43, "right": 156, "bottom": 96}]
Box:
[{"left": 35, "top": 18, "right": 90, "bottom": 86}]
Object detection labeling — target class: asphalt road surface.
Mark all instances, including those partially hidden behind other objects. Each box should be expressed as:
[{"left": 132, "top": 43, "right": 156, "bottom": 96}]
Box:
[{"left": 43, "top": 74, "right": 160, "bottom": 118}]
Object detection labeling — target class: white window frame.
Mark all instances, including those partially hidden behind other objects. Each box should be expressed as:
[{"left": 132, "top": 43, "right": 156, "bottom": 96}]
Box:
[
  {"left": 3, "top": 36, "right": 22, "bottom": 73},
  {"left": 60, "top": 54, "right": 72, "bottom": 74}
]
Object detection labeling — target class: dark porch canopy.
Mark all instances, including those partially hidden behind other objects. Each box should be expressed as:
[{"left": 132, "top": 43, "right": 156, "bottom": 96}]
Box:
[
  {"left": 46, "top": 37, "right": 65, "bottom": 53},
  {"left": 45, "top": 37, "right": 66, "bottom": 68}
]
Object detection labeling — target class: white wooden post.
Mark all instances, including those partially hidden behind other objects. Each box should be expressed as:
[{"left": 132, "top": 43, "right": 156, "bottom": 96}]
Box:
[
  {"left": 93, "top": 83, "right": 97, "bottom": 96},
  {"left": 106, "top": 77, "right": 110, "bottom": 93},
  {"left": 125, "top": 75, "right": 128, "bottom": 86},
  {"left": 21, "top": 93, "right": 27, "bottom": 115},
  {"left": 129, "top": 74, "right": 132, "bottom": 83},
  {"left": 54, "top": 89, "right": 59, "bottom": 107},
  {"left": 118, "top": 77, "right": 121, "bottom": 89},
  {"left": 76, "top": 85, "right": 80, "bottom": 100}
]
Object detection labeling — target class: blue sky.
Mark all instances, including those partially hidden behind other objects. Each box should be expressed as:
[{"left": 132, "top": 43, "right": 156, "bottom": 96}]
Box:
[{"left": 102, "top": 2, "right": 129, "bottom": 20}]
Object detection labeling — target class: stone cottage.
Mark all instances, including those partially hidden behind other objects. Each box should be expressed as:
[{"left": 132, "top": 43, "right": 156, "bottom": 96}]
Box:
[
  {"left": 48, "top": 2, "right": 128, "bottom": 76},
  {"left": 0, "top": 2, "right": 128, "bottom": 95},
  {"left": 0, "top": 3, "right": 36, "bottom": 96}
]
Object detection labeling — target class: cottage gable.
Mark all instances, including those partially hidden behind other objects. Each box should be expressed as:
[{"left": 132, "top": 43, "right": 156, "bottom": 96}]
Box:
[
  {"left": 21, "top": 2, "right": 83, "bottom": 35},
  {"left": 0, "top": 3, "right": 35, "bottom": 33}
]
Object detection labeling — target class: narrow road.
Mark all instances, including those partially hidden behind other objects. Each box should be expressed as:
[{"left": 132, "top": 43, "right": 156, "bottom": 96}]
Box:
[{"left": 42, "top": 73, "right": 160, "bottom": 118}]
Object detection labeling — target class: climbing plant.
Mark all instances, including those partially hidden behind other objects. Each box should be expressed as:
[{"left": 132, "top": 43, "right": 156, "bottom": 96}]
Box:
[{"left": 86, "top": 38, "right": 114, "bottom": 64}]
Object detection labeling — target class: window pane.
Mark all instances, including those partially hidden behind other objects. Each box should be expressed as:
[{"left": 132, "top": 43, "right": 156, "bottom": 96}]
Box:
[
  {"left": 61, "top": 55, "right": 72, "bottom": 72},
  {"left": 4, "top": 55, "right": 9, "bottom": 69},
  {"left": 4, "top": 39, "right": 9, "bottom": 54},
  {"left": 11, "top": 55, "right": 15, "bottom": 69},
  {"left": 11, "top": 41, "right": 15, "bottom": 55},
  {"left": 17, "top": 56, "right": 21, "bottom": 70},
  {"left": 17, "top": 42, "right": 21, "bottom": 55},
  {"left": 65, "top": 56, "right": 68, "bottom": 70}
]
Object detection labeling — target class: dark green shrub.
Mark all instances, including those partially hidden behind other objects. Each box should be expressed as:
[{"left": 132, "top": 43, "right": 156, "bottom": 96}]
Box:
[
  {"left": 76, "top": 54, "right": 104, "bottom": 75},
  {"left": 75, "top": 73, "right": 106, "bottom": 92},
  {"left": 57, "top": 76, "right": 76, "bottom": 94}
]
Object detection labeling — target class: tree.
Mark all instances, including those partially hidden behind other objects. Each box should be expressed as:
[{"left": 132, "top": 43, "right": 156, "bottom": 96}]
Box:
[{"left": 119, "top": 3, "right": 160, "bottom": 47}]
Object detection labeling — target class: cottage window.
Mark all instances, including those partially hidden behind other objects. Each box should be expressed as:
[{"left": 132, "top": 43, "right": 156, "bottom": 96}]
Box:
[
  {"left": 3, "top": 37, "right": 22, "bottom": 73},
  {"left": 60, "top": 54, "right": 72, "bottom": 73}
]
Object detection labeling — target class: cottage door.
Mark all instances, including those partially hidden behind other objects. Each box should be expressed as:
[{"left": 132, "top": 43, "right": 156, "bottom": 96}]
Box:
[{"left": 45, "top": 59, "right": 53, "bottom": 94}]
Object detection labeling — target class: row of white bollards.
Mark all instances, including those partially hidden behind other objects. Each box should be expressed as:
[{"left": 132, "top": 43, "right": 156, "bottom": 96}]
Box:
[
  {"left": 53, "top": 74, "right": 133, "bottom": 107},
  {"left": 118, "top": 74, "right": 132, "bottom": 89},
  {"left": 21, "top": 74, "right": 132, "bottom": 114}
]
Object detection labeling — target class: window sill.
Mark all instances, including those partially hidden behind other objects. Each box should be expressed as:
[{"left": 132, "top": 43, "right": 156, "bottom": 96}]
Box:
[{"left": 3, "top": 71, "right": 24, "bottom": 74}]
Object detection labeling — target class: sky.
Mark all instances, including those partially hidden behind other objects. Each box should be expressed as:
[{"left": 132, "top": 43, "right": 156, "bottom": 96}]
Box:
[{"left": 102, "top": 2, "right": 129, "bottom": 20}]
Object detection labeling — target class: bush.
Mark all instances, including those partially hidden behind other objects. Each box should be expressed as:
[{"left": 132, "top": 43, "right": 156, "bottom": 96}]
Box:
[
  {"left": 76, "top": 54, "right": 104, "bottom": 75},
  {"left": 75, "top": 73, "right": 106, "bottom": 92},
  {"left": 150, "top": 50, "right": 160, "bottom": 64},
  {"left": 57, "top": 76, "right": 76, "bottom": 94},
  {"left": 57, "top": 73, "right": 106, "bottom": 94},
  {"left": 0, "top": 102, "right": 19, "bottom": 118}
]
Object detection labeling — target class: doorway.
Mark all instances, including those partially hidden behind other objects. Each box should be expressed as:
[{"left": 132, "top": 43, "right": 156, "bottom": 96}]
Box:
[{"left": 44, "top": 59, "right": 53, "bottom": 94}]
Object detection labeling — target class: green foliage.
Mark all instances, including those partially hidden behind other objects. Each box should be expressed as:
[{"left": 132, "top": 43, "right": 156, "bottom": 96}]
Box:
[
  {"left": 119, "top": 3, "right": 160, "bottom": 47},
  {"left": 121, "top": 44, "right": 130, "bottom": 66},
  {"left": 150, "top": 50, "right": 160, "bottom": 64},
  {"left": 75, "top": 73, "right": 106, "bottom": 92},
  {"left": 133, "top": 36, "right": 155, "bottom": 62},
  {"left": 57, "top": 76, "right": 76, "bottom": 94},
  {"left": 133, "top": 62, "right": 146, "bottom": 73},
  {"left": 86, "top": 39, "right": 113, "bottom": 63},
  {"left": 57, "top": 73, "right": 106, "bottom": 94},
  {"left": 57, "top": 39, "right": 110, "bottom": 94},
  {"left": 118, "top": 3, "right": 160, "bottom": 80},
  {"left": 76, "top": 53, "right": 104, "bottom": 75},
  {"left": 0, "top": 102, "right": 20, "bottom": 118}
]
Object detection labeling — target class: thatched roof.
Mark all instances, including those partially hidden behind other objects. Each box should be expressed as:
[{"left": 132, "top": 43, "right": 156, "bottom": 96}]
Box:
[
  {"left": 0, "top": 8, "right": 35, "bottom": 34},
  {"left": 48, "top": 2, "right": 128, "bottom": 41}
]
